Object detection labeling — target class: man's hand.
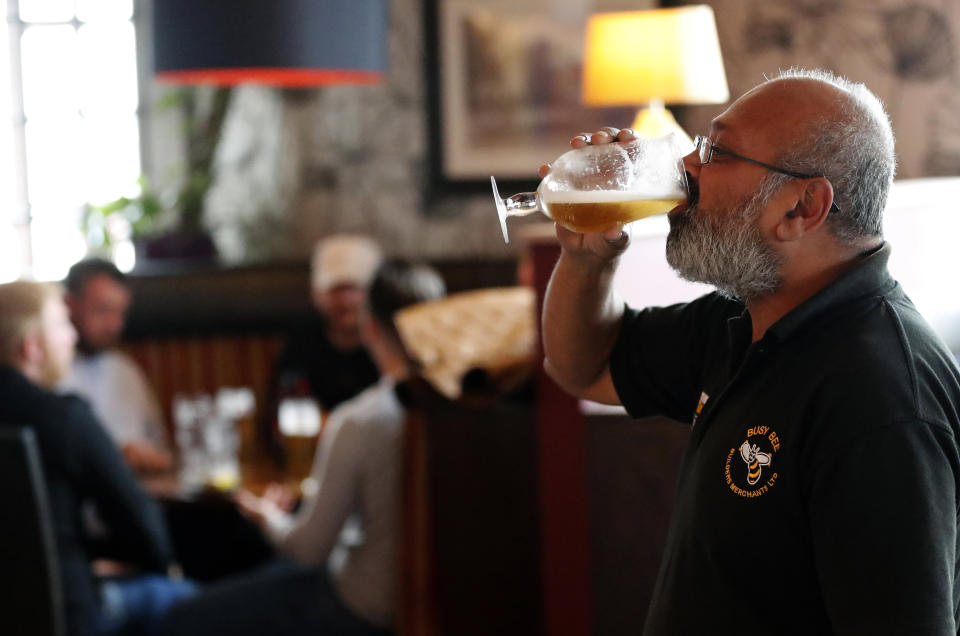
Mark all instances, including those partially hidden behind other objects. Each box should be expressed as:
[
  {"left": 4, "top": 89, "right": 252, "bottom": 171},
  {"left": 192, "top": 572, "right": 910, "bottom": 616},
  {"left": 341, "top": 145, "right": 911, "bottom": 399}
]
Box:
[
  {"left": 262, "top": 483, "right": 297, "bottom": 512},
  {"left": 539, "top": 127, "right": 639, "bottom": 262},
  {"left": 538, "top": 125, "right": 635, "bottom": 404},
  {"left": 122, "top": 441, "right": 172, "bottom": 474},
  {"left": 234, "top": 483, "right": 295, "bottom": 529},
  {"left": 235, "top": 489, "right": 277, "bottom": 529}
]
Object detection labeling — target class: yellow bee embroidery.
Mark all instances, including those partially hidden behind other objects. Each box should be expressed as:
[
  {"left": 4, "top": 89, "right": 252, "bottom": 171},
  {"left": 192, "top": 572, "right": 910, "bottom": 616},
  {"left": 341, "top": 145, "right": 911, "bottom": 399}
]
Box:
[{"left": 739, "top": 442, "right": 772, "bottom": 486}]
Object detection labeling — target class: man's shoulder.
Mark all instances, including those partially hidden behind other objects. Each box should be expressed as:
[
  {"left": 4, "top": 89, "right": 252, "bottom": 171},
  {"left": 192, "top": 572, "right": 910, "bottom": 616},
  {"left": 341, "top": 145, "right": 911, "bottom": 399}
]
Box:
[
  {"left": 0, "top": 371, "right": 101, "bottom": 448},
  {"left": 99, "top": 349, "right": 143, "bottom": 372},
  {"left": 68, "top": 349, "right": 143, "bottom": 377},
  {"left": 824, "top": 292, "right": 955, "bottom": 374},
  {"left": 329, "top": 379, "right": 404, "bottom": 432},
  {"left": 0, "top": 367, "right": 59, "bottom": 421},
  {"left": 282, "top": 316, "right": 329, "bottom": 346},
  {"left": 617, "top": 292, "right": 743, "bottom": 364},
  {"left": 92, "top": 350, "right": 155, "bottom": 394},
  {"left": 810, "top": 294, "right": 960, "bottom": 428},
  {"left": 626, "top": 291, "right": 743, "bottom": 331}
]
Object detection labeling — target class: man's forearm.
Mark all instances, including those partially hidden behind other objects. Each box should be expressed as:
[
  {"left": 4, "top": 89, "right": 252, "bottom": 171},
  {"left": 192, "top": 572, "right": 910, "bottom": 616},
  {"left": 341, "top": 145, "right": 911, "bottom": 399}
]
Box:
[{"left": 542, "top": 249, "right": 624, "bottom": 392}]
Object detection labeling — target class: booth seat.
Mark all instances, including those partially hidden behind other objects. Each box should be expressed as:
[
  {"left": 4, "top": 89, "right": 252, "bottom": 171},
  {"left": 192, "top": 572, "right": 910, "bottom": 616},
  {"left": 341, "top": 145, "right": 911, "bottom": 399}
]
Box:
[{"left": 121, "top": 258, "right": 518, "bottom": 436}]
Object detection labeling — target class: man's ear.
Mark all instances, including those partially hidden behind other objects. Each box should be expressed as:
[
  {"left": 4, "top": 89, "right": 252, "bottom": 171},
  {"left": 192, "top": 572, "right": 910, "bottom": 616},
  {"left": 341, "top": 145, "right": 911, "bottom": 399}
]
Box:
[
  {"left": 19, "top": 331, "right": 43, "bottom": 367},
  {"left": 361, "top": 315, "right": 380, "bottom": 344},
  {"left": 64, "top": 291, "right": 79, "bottom": 315},
  {"left": 775, "top": 177, "right": 834, "bottom": 241}
]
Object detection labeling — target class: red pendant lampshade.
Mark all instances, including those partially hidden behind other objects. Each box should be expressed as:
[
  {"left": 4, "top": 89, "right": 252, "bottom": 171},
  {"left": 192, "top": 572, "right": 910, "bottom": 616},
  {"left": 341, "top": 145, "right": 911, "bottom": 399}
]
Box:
[{"left": 152, "top": 0, "right": 389, "bottom": 87}]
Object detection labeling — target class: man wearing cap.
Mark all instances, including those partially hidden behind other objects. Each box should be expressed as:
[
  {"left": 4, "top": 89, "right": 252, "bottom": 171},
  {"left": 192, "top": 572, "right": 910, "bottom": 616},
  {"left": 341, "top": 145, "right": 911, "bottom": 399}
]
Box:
[
  {"left": 162, "top": 259, "right": 446, "bottom": 636},
  {"left": 263, "top": 235, "right": 383, "bottom": 442}
]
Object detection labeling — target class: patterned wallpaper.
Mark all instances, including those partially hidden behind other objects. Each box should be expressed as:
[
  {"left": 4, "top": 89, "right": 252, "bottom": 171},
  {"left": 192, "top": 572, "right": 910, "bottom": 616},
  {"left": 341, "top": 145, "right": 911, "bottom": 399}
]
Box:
[
  {"left": 144, "top": 0, "right": 958, "bottom": 265},
  {"left": 676, "top": 0, "right": 960, "bottom": 179}
]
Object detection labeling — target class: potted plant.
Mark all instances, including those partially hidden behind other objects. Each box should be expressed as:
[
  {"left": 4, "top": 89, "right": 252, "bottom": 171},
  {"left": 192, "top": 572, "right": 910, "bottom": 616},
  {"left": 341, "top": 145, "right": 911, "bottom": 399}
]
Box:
[{"left": 83, "top": 86, "right": 233, "bottom": 264}]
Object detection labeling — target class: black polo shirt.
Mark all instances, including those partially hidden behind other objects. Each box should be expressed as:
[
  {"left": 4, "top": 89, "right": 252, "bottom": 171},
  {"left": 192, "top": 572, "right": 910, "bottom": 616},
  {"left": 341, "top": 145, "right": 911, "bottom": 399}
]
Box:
[{"left": 610, "top": 243, "right": 960, "bottom": 635}]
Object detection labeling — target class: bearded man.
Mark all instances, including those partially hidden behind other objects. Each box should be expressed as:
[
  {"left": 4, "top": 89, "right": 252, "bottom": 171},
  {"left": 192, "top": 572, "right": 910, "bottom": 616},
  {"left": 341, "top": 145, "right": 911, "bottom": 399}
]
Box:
[
  {"left": 0, "top": 281, "right": 193, "bottom": 636},
  {"left": 542, "top": 68, "right": 960, "bottom": 634},
  {"left": 61, "top": 258, "right": 171, "bottom": 473}
]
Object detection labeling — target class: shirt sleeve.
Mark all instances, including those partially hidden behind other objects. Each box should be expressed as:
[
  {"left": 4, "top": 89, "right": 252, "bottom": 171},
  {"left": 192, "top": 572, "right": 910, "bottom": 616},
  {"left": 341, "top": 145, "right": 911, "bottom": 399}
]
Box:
[
  {"left": 123, "top": 355, "right": 170, "bottom": 451},
  {"left": 609, "top": 293, "right": 739, "bottom": 421},
  {"left": 806, "top": 418, "right": 959, "bottom": 634},
  {"left": 273, "top": 408, "right": 363, "bottom": 565},
  {"left": 64, "top": 396, "right": 173, "bottom": 571}
]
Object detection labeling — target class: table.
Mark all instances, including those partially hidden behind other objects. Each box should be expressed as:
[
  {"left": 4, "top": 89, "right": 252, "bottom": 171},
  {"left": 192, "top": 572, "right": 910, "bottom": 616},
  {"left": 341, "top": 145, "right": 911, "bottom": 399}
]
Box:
[{"left": 140, "top": 455, "right": 286, "bottom": 582}]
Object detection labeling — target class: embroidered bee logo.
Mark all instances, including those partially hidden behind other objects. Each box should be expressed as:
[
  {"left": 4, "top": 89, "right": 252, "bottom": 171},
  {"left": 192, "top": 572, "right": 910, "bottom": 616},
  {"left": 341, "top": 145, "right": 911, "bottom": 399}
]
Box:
[{"left": 739, "top": 441, "right": 771, "bottom": 485}]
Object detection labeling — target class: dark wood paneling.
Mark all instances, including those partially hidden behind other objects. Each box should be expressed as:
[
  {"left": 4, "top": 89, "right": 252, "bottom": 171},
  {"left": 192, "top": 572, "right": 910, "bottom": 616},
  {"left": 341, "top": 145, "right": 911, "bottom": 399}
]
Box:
[{"left": 124, "top": 259, "right": 519, "bottom": 338}]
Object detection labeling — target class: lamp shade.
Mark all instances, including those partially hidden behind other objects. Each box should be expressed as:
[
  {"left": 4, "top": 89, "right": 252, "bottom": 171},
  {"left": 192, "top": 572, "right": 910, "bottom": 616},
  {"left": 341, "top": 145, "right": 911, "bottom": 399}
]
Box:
[
  {"left": 153, "top": 0, "right": 389, "bottom": 87},
  {"left": 582, "top": 6, "right": 728, "bottom": 106}
]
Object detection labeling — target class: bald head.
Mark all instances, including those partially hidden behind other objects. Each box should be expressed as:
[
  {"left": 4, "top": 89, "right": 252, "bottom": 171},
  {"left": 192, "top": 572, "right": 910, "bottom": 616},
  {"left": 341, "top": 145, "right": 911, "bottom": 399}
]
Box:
[
  {"left": 732, "top": 78, "right": 847, "bottom": 148},
  {"left": 739, "top": 69, "right": 896, "bottom": 245}
]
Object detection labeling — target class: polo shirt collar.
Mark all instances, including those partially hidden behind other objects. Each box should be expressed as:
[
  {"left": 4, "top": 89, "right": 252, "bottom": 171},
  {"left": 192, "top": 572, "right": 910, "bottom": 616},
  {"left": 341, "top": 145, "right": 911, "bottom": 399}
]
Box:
[{"left": 764, "top": 242, "right": 896, "bottom": 343}]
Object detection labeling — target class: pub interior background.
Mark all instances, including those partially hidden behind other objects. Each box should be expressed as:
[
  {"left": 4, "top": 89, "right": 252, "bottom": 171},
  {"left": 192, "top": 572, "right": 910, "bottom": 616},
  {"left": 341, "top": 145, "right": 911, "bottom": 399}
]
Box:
[
  {"left": 3, "top": 0, "right": 959, "bottom": 310},
  {"left": 2, "top": 0, "right": 959, "bottom": 635}
]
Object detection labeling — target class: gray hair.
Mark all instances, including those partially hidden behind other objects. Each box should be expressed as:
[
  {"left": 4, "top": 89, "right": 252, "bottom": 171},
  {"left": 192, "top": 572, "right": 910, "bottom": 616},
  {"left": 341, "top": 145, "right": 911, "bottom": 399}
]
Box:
[{"left": 762, "top": 68, "right": 896, "bottom": 244}]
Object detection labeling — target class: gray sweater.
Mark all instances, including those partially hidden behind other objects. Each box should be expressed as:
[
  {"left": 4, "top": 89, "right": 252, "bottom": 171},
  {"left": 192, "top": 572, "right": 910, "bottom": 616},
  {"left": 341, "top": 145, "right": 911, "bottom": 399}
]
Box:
[{"left": 265, "top": 376, "right": 403, "bottom": 628}]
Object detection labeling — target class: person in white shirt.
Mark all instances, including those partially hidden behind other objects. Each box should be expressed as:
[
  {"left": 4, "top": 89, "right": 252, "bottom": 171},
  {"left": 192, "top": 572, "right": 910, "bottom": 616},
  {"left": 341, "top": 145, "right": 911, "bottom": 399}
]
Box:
[
  {"left": 160, "top": 259, "right": 445, "bottom": 636},
  {"left": 60, "top": 258, "right": 171, "bottom": 473}
]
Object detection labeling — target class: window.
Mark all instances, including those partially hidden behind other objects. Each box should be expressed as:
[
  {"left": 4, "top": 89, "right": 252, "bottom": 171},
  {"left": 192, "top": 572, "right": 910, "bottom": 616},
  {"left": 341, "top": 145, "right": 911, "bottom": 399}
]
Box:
[{"left": 1, "top": 0, "right": 141, "bottom": 282}]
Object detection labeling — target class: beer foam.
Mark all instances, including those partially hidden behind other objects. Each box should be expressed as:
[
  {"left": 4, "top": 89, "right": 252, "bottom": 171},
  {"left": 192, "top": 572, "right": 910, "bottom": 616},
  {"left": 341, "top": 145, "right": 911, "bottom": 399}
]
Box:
[{"left": 540, "top": 189, "right": 684, "bottom": 204}]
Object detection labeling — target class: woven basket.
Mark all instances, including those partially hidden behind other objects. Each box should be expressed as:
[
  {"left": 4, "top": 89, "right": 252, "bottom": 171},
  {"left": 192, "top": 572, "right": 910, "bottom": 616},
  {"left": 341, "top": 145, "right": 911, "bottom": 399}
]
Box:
[{"left": 395, "top": 286, "right": 537, "bottom": 400}]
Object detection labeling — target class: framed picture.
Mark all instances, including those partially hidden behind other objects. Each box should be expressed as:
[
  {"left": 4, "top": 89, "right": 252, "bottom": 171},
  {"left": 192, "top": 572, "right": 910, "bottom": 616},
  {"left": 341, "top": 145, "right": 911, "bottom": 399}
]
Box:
[{"left": 424, "top": 0, "right": 635, "bottom": 196}]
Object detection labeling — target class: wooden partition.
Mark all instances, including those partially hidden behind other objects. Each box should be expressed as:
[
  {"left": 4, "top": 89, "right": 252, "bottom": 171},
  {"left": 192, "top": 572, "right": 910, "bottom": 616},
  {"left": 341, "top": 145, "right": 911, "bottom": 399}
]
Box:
[
  {"left": 123, "top": 334, "right": 283, "bottom": 438},
  {"left": 401, "top": 380, "right": 543, "bottom": 636}
]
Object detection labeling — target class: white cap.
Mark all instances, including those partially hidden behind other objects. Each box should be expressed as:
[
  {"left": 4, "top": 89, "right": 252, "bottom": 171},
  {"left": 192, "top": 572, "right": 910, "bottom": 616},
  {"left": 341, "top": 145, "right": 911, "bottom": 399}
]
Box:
[{"left": 311, "top": 234, "right": 383, "bottom": 293}]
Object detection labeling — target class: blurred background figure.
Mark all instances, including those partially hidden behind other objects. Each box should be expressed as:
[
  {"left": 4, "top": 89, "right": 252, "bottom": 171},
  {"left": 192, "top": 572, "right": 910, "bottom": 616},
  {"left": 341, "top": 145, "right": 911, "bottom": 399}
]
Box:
[
  {"left": 262, "top": 234, "right": 383, "bottom": 458},
  {"left": 61, "top": 258, "right": 172, "bottom": 474},
  {"left": 163, "top": 259, "right": 445, "bottom": 636},
  {"left": 0, "top": 280, "right": 194, "bottom": 636}
]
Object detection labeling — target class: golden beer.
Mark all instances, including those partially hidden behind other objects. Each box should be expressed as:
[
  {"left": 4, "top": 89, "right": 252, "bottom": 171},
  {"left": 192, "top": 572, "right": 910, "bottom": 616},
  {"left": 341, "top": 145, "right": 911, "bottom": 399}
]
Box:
[
  {"left": 541, "top": 190, "right": 683, "bottom": 234},
  {"left": 277, "top": 397, "right": 324, "bottom": 488},
  {"left": 283, "top": 433, "right": 320, "bottom": 484}
]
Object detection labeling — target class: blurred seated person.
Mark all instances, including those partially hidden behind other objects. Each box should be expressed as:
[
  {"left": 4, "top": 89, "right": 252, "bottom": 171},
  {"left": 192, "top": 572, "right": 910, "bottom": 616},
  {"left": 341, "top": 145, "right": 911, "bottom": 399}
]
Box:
[
  {"left": 0, "top": 281, "right": 194, "bottom": 636},
  {"left": 262, "top": 235, "right": 383, "bottom": 453},
  {"left": 163, "top": 259, "right": 446, "bottom": 636},
  {"left": 60, "top": 258, "right": 171, "bottom": 473}
]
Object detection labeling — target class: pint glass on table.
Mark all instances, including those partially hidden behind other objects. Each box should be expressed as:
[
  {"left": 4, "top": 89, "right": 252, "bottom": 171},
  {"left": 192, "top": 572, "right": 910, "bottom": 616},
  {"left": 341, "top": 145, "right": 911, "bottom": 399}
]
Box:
[{"left": 278, "top": 397, "right": 323, "bottom": 490}]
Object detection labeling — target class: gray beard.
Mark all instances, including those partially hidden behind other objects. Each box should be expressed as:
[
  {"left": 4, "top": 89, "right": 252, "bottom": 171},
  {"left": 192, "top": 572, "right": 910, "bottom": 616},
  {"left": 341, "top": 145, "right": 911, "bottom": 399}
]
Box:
[{"left": 665, "top": 189, "right": 784, "bottom": 303}]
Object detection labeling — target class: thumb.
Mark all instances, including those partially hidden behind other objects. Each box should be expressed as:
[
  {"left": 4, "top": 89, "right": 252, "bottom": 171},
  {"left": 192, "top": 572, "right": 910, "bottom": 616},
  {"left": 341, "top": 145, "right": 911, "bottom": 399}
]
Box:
[
  {"left": 584, "top": 223, "right": 630, "bottom": 261},
  {"left": 602, "top": 224, "right": 630, "bottom": 250}
]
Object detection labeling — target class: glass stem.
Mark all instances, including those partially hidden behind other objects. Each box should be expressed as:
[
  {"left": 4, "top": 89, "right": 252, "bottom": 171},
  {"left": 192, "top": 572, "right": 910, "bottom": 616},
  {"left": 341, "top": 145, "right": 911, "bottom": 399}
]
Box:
[{"left": 504, "top": 192, "right": 540, "bottom": 217}]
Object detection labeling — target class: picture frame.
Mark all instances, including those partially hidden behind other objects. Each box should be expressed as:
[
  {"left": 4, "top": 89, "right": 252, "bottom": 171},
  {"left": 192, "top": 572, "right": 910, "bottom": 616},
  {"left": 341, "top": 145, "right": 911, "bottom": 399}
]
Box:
[{"left": 423, "top": 0, "right": 635, "bottom": 197}]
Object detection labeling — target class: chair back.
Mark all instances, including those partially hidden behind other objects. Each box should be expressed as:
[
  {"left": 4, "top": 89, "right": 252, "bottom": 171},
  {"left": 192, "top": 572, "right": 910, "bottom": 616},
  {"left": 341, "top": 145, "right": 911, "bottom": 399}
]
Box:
[{"left": 0, "top": 427, "right": 66, "bottom": 636}]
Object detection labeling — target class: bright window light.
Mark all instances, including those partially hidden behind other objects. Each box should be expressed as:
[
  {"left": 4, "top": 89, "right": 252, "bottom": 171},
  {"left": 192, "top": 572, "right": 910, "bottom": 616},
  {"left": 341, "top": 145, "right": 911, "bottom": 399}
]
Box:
[
  {"left": 81, "top": 115, "right": 141, "bottom": 205},
  {"left": 19, "top": 0, "right": 73, "bottom": 23},
  {"left": 0, "top": 2, "right": 17, "bottom": 227},
  {"left": 20, "top": 25, "right": 79, "bottom": 118},
  {"left": 78, "top": 22, "right": 138, "bottom": 115},
  {"left": 77, "top": 0, "right": 134, "bottom": 23},
  {"left": 2, "top": 1, "right": 142, "bottom": 280},
  {"left": 24, "top": 117, "right": 84, "bottom": 208},
  {"left": 29, "top": 213, "right": 87, "bottom": 282},
  {"left": 0, "top": 223, "right": 23, "bottom": 283}
]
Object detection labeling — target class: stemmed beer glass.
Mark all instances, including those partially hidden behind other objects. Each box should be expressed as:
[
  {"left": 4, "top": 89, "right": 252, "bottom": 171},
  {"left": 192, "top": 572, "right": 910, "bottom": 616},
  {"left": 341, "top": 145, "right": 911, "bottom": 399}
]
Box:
[{"left": 491, "top": 133, "right": 689, "bottom": 243}]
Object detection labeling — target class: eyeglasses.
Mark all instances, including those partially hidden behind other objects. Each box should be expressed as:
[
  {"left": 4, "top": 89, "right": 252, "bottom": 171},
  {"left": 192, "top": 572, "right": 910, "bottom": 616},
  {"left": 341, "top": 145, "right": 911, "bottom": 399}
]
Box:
[{"left": 694, "top": 135, "right": 841, "bottom": 213}]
